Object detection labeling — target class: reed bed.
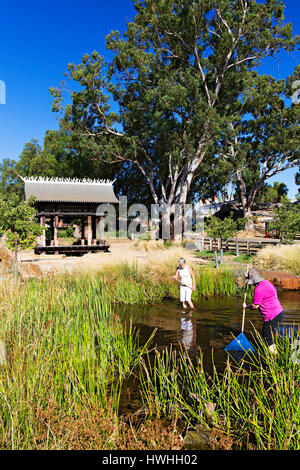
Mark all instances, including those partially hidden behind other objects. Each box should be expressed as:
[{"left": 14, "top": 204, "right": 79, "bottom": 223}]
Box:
[
  {"left": 195, "top": 267, "right": 240, "bottom": 297},
  {"left": 253, "top": 244, "right": 300, "bottom": 275},
  {"left": 0, "top": 276, "right": 154, "bottom": 449},
  {"left": 139, "top": 330, "right": 300, "bottom": 450},
  {"left": 2, "top": 261, "right": 292, "bottom": 450},
  {"left": 97, "top": 252, "right": 241, "bottom": 300}
]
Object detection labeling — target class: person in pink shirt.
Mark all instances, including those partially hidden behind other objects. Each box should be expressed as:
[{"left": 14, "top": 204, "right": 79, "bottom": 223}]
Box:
[{"left": 243, "top": 268, "right": 284, "bottom": 355}]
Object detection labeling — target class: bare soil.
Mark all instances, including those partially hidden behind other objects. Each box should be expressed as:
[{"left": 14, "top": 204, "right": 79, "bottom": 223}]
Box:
[{"left": 19, "top": 239, "right": 157, "bottom": 275}]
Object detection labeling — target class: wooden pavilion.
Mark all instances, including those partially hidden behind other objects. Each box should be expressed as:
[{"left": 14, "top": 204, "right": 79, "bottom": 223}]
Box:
[{"left": 20, "top": 176, "right": 119, "bottom": 255}]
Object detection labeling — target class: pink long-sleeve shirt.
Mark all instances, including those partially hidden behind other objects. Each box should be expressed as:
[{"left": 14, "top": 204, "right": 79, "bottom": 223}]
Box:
[{"left": 253, "top": 280, "right": 283, "bottom": 322}]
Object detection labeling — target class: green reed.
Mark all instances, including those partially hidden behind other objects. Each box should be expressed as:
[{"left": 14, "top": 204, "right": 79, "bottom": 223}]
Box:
[
  {"left": 0, "top": 263, "right": 284, "bottom": 450},
  {"left": 139, "top": 329, "right": 300, "bottom": 450},
  {"left": 194, "top": 267, "right": 241, "bottom": 298},
  {"left": 0, "top": 275, "right": 154, "bottom": 449},
  {"left": 97, "top": 261, "right": 242, "bottom": 301}
]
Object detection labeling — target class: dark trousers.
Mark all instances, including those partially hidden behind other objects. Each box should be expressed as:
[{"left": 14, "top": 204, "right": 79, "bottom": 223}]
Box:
[{"left": 262, "top": 311, "right": 284, "bottom": 346}]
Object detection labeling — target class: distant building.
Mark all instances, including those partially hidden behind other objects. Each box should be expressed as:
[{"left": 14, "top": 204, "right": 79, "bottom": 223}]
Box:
[{"left": 19, "top": 176, "right": 119, "bottom": 255}]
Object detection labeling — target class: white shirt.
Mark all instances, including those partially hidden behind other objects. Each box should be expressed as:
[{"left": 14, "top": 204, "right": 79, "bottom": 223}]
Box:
[{"left": 178, "top": 264, "right": 193, "bottom": 288}]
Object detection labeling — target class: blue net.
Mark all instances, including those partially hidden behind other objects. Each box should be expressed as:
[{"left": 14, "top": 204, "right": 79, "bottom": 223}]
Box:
[{"left": 224, "top": 332, "right": 256, "bottom": 353}]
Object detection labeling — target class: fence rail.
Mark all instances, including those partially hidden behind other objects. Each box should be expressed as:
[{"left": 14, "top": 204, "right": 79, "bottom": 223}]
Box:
[{"left": 192, "top": 236, "right": 283, "bottom": 254}]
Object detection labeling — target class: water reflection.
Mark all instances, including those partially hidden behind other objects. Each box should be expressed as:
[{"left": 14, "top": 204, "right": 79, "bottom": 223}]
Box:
[
  {"left": 116, "top": 291, "right": 300, "bottom": 372},
  {"left": 180, "top": 312, "right": 196, "bottom": 351},
  {"left": 117, "top": 291, "right": 300, "bottom": 416}
]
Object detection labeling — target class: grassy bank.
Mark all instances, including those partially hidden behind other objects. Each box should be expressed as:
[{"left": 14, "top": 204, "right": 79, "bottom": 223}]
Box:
[
  {"left": 0, "top": 277, "right": 157, "bottom": 449},
  {"left": 140, "top": 331, "right": 300, "bottom": 450},
  {"left": 253, "top": 244, "right": 300, "bottom": 275},
  {"left": 1, "top": 263, "right": 298, "bottom": 450},
  {"left": 97, "top": 247, "right": 242, "bottom": 301}
]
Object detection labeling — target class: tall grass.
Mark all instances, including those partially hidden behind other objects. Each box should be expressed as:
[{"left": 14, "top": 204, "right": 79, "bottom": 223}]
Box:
[
  {"left": 142, "top": 246, "right": 195, "bottom": 282},
  {"left": 139, "top": 329, "right": 300, "bottom": 450},
  {"left": 0, "top": 276, "right": 154, "bottom": 449},
  {"left": 0, "top": 266, "right": 298, "bottom": 449},
  {"left": 253, "top": 244, "right": 300, "bottom": 275},
  {"left": 133, "top": 239, "right": 166, "bottom": 251},
  {"left": 195, "top": 267, "right": 240, "bottom": 297},
  {"left": 96, "top": 258, "right": 241, "bottom": 301}
]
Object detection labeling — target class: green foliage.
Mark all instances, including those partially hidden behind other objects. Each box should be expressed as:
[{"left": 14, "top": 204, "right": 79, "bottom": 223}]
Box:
[
  {"left": 269, "top": 202, "right": 300, "bottom": 241},
  {"left": 0, "top": 159, "right": 23, "bottom": 200},
  {"left": 57, "top": 226, "right": 75, "bottom": 238},
  {"left": 205, "top": 216, "right": 233, "bottom": 240},
  {"left": 260, "top": 182, "right": 289, "bottom": 203},
  {"left": 225, "top": 65, "right": 300, "bottom": 221},
  {"left": 2, "top": 0, "right": 298, "bottom": 214},
  {"left": 0, "top": 193, "right": 42, "bottom": 249},
  {"left": 49, "top": 0, "right": 297, "bottom": 210},
  {"left": 4, "top": 231, "right": 38, "bottom": 250},
  {"left": 0, "top": 138, "right": 60, "bottom": 199},
  {"left": 205, "top": 214, "right": 246, "bottom": 242},
  {"left": 140, "top": 330, "right": 300, "bottom": 450}
]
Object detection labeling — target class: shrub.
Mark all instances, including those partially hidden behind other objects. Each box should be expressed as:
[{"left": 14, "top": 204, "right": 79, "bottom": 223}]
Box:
[{"left": 253, "top": 244, "right": 300, "bottom": 275}]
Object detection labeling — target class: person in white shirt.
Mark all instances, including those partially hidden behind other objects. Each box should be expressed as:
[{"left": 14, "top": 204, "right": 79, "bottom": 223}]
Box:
[{"left": 172, "top": 258, "right": 196, "bottom": 309}]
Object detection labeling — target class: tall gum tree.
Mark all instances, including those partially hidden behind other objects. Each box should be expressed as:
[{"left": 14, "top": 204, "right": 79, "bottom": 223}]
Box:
[
  {"left": 219, "top": 67, "right": 300, "bottom": 230},
  {"left": 50, "top": 0, "right": 296, "bottom": 237}
]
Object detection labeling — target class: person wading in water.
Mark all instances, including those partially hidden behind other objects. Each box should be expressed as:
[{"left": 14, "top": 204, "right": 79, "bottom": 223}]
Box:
[
  {"left": 243, "top": 268, "right": 284, "bottom": 355},
  {"left": 172, "top": 258, "right": 196, "bottom": 309}
]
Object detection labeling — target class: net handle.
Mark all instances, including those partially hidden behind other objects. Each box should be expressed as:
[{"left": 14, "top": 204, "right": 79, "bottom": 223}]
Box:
[{"left": 241, "top": 264, "right": 250, "bottom": 333}]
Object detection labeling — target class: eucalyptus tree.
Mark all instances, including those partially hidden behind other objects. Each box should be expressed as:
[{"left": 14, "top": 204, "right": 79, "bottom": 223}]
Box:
[
  {"left": 260, "top": 182, "right": 289, "bottom": 203},
  {"left": 296, "top": 169, "right": 300, "bottom": 197},
  {"left": 219, "top": 67, "right": 299, "bottom": 229},
  {"left": 50, "top": 0, "right": 296, "bottom": 236},
  {"left": 0, "top": 130, "right": 121, "bottom": 200}
]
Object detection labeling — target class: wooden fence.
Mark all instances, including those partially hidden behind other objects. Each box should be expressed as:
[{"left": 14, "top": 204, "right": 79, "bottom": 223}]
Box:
[{"left": 197, "top": 237, "right": 282, "bottom": 254}]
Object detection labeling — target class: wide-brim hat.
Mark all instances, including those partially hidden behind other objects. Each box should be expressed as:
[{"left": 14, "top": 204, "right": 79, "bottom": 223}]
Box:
[{"left": 245, "top": 268, "right": 264, "bottom": 285}]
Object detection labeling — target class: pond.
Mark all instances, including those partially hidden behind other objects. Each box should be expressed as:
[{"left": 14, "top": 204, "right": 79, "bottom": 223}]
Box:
[
  {"left": 117, "top": 291, "right": 300, "bottom": 369},
  {"left": 117, "top": 291, "right": 300, "bottom": 415}
]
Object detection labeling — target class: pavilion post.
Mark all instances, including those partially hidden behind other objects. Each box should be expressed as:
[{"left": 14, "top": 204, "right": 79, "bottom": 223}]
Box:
[
  {"left": 81, "top": 216, "right": 85, "bottom": 246},
  {"left": 87, "top": 215, "right": 92, "bottom": 246},
  {"left": 50, "top": 216, "right": 54, "bottom": 246},
  {"left": 54, "top": 216, "right": 59, "bottom": 247},
  {"left": 92, "top": 215, "right": 97, "bottom": 245},
  {"left": 40, "top": 216, "right": 46, "bottom": 247},
  {"left": 99, "top": 215, "right": 105, "bottom": 244},
  {"left": 37, "top": 216, "right": 46, "bottom": 247}
]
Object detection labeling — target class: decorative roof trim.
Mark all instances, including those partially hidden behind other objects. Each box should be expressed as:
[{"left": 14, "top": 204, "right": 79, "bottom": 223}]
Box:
[{"left": 18, "top": 175, "right": 115, "bottom": 185}]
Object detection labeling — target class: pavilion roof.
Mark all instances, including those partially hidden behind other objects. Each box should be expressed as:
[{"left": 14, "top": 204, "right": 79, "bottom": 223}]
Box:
[{"left": 19, "top": 176, "right": 119, "bottom": 204}]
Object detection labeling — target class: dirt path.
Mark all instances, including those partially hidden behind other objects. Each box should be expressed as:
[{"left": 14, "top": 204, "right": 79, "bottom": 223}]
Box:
[{"left": 19, "top": 240, "right": 154, "bottom": 275}]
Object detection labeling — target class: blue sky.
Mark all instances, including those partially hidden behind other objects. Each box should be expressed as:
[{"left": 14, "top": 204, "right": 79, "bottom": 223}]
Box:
[{"left": 0, "top": 0, "right": 299, "bottom": 197}]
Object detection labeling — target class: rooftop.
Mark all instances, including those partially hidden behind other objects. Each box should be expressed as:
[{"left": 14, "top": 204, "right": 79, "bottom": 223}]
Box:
[{"left": 19, "top": 176, "right": 119, "bottom": 204}]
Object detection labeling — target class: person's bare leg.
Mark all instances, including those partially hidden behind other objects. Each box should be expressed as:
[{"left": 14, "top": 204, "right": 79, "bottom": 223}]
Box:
[
  {"left": 183, "top": 302, "right": 188, "bottom": 309},
  {"left": 187, "top": 301, "right": 194, "bottom": 309}
]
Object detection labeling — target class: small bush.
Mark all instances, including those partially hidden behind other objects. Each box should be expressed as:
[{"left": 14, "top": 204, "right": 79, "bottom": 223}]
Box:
[{"left": 253, "top": 244, "right": 300, "bottom": 275}]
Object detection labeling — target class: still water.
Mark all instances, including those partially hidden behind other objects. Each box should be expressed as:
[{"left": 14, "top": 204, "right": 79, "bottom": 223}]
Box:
[
  {"left": 116, "top": 291, "right": 299, "bottom": 416},
  {"left": 117, "top": 291, "right": 300, "bottom": 371}
]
